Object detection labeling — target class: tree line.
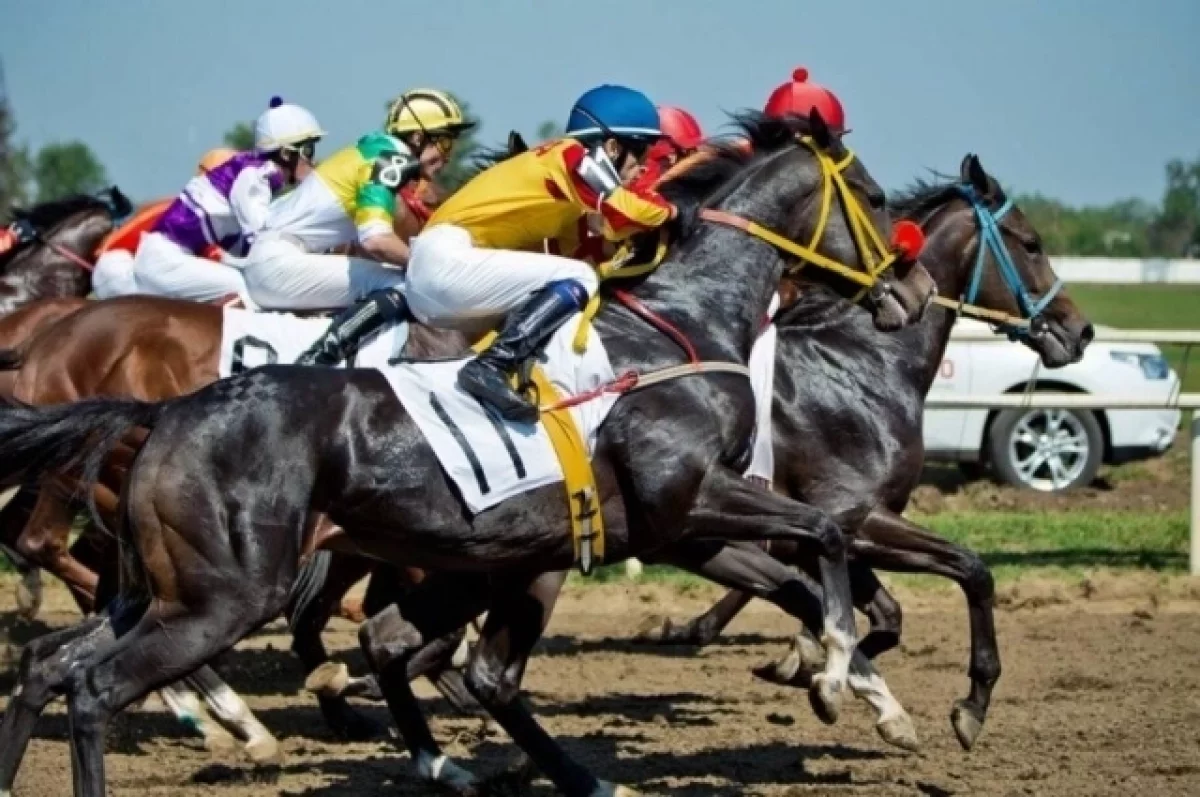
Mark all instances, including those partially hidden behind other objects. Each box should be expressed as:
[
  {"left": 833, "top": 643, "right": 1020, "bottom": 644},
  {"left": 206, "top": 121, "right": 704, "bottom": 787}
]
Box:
[{"left": 2, "top": 79, "right": 1197, "bottom": 258}]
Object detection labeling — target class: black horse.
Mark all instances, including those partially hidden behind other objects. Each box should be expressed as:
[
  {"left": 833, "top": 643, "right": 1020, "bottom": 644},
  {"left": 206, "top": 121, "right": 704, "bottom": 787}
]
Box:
[
  {"left": 0, "top": 113, "right": 934, "bottom": 797},
  {"left": 634, "top": 154, "right": 1094, "bottom": 750},
  {"left": 0, "top": 187, "right": 130, "bottom": 314}
]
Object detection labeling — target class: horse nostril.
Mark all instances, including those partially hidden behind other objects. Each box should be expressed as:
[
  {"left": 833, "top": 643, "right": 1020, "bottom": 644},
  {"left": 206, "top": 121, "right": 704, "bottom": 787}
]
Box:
[{"left": 1080, "top": 322, "right": 1095, "bottom": 344}]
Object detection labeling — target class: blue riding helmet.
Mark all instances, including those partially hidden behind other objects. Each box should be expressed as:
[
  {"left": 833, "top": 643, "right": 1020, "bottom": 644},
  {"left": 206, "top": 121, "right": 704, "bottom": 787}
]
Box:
[{"left": 565, "top": 85, "right": 663, "bottom": 143}]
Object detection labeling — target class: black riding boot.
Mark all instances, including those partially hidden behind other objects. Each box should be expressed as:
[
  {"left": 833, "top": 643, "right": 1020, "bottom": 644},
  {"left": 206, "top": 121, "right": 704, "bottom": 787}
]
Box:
[
  {"left": 457, "top": 280, "right": 588, "bottom": 424},
  {"left": 294, "top": 288, "right": 409, "bottom": 366}
]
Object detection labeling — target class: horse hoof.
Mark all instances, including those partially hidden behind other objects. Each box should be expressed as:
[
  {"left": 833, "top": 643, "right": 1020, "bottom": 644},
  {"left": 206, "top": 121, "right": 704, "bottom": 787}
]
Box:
[
  {"left": 951, "top": 701, "right": 985, "bottom": 751},
  {"left": 631, "top": 616, "right": 671, "bottom": 643},
  {"left": 751, "top": 656, "right": 809, "bottom": 688},
  {"left": 14, "top": 571, "right": 42, "bottom": 621},
  {"left": 876, "top": 713, "right": 921, "bottom": 752},
  {"left": 305, "top": 661, "right": 350, "bottom": 698},
  {"left": 244, "top": 735, "right": 282, "bottom": 764},
  {"left": 202, "top": 726, "right": 239, "bottom": 756},
  {"left": 417, "top": 754, "right": 479, "bottom": 795},
  {"left": 808, "top": 674, "right": 844, "bottom": 726},
  {"left": 591, "top": 783, "right": 641, "bottom": 797}
]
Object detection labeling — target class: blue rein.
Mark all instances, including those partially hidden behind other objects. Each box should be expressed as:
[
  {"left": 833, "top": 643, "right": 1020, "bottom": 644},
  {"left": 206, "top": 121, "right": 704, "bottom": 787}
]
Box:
[{"left": 956, "top": 184, "right": 1063, "bottom": 339}]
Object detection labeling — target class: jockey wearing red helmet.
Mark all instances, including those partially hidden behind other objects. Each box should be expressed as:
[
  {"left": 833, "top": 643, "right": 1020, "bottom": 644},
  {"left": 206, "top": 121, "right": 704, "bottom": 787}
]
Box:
[
  {"left": 763, "top": 67, "right": 846, "bottom": 133},
  {"left": 634, "top": 105, "right": 705, "bottom": 192}
]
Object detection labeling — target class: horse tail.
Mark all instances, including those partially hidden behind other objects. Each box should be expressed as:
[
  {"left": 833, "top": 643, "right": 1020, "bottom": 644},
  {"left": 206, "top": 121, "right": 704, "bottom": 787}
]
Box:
[
  {"left": 0, "top": 396, "right": 165, "bottom": 496},
  {"left": 286, "top": 549, "right": 335, "bottom": 633},
  {"left": 0, "top": 349, "right": 23, "bottom": 370}
]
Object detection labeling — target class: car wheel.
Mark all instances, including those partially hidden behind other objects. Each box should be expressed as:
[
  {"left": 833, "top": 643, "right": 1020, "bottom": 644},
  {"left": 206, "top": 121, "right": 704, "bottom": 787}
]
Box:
[{"left": 987, "top": 407, "right": 1104, "bottom": 492}]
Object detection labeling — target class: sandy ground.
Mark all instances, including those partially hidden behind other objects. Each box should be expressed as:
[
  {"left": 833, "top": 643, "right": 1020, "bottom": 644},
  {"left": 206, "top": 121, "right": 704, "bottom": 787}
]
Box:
[{"left": 3, "top": 573, "right": 1200, "bottom": 796}]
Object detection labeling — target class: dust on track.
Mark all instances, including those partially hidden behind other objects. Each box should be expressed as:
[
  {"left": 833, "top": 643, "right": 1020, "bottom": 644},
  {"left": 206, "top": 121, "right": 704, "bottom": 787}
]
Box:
[{"left": 3, "top": 576, "right": 1200, "bottom": 796}]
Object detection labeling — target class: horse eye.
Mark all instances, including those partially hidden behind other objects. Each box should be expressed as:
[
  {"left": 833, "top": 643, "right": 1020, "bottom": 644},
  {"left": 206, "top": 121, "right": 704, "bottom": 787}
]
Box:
[
  {"left": 1022, "top": 238, "right": 1042, "bottom": 255},
  {"left": 867, "top": 191, "right": 886, "bottom": 210}
]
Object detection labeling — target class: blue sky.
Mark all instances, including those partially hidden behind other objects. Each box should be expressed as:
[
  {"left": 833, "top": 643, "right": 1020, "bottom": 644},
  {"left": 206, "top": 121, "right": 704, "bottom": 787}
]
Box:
[{"left": 2, "top": 0, "right": 1197, "bottom": 205}]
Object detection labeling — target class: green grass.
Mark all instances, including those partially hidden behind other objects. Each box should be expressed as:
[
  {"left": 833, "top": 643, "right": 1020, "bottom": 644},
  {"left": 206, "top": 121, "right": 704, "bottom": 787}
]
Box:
[
  {"left": 565, "top": 510, "right": 1189, "bottom": 590},
  {"left": 1069, "top": 284, "right": 1200, "bottom": 391},
  {"left": 913, "top": 510, "right": 1189, "bottom": 580}
]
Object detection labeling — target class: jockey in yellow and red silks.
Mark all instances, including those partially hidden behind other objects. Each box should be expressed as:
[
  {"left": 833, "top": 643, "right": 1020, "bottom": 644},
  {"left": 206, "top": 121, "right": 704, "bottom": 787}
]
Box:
[{"left": 300, "top": 84, "right": 680, "bottom": 424}]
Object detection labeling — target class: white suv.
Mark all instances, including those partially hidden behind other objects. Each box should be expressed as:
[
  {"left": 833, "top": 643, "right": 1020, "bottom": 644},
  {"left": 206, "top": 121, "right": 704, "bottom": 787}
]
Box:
[{"left": 925, "top": 320, "right": 1182, "bottom": 491}]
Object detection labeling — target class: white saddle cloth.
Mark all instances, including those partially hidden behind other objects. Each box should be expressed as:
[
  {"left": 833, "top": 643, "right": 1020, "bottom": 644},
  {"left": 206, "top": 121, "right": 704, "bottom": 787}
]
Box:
[{"left": 218, "top": 309, "right": 617, "bottom": 514}]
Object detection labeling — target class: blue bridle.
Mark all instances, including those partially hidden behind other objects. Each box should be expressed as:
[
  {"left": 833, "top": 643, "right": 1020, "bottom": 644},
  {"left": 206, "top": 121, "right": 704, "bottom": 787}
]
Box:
[{"left": 956, "top": 184, "right": 1063, "bottom": 339}]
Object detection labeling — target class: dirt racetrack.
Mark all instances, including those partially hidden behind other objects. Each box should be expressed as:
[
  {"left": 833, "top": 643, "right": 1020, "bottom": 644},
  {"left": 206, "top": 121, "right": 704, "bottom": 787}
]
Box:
[{"left": 3, "top": 574, "right": 1200, "bottom": 796}]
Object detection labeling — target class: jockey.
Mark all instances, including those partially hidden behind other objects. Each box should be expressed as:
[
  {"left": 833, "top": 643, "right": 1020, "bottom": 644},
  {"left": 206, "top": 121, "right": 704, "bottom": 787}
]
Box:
[
  {"left": 92, "top": 149, "right": 236, "bottom": 298},
  {"left": 132, "top": 98, "right": 323, "bottom": 307},
  {"left": 632, "top": 105, "right": 704, "bottom": 191},
  {"left": 299, "top": 84, "right": 679, "bottom": 424},
  {"left": 244, "top": 89, "right": 472, "bottom": 315}
]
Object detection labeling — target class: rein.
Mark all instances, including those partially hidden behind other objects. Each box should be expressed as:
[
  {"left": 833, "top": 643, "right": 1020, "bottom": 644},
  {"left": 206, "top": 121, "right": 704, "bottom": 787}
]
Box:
[{"left": 35, "top": 234, "right": 96, "bottom": 273}]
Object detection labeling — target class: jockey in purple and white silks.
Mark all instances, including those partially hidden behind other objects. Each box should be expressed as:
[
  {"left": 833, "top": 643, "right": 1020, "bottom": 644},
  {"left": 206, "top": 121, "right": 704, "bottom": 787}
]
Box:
[{"left": 130, "top": 98, "right": 325, "bottom": 308}]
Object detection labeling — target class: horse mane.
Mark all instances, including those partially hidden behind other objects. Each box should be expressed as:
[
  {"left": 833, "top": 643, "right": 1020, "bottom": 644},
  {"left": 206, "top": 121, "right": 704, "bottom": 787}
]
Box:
[
  {"left": 657, "top": 111, "right": 835, "bottom": 208},
  {"left": 12, "top": 193, "right": 110, "bottom": 229},
  {"left": 890, "top": 169, "right": 1008, "bottom": 223}
]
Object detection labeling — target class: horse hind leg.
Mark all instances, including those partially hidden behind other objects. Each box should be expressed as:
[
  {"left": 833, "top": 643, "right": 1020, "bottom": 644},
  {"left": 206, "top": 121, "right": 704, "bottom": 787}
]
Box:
[
  {"left": 0, "top": 613, "right": 120, "bottom": 794},
  {"left": 61, "top": 603, "right": 261, "bottom": 797},
  {"left": 13, "top": 484, "right": 98, "bottom": 613},
  {"left": 0, "top": 485, "right": 43, "bottom": 620}
]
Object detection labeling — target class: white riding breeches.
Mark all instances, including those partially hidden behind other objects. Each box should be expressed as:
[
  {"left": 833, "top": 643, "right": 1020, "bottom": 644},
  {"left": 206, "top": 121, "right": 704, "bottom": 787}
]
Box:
[
  {"left": 133, "top": 232, "right": 254, "bottom": 307},
  {"left": 242, "top": 235, "right": 407, "bottom": 311},
  {"left": 744, "top": 294, "right": 780, "bottom": 484},
  {"left": 406, "top": 224, "right": 599, "bottom": 328},
  {"left": 91, "top": 250, "right": 140, "bottom": 299}
]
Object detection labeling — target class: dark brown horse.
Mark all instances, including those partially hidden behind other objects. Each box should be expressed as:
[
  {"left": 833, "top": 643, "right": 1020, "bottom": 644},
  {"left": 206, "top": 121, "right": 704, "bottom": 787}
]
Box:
[
  {"left": 0, "top": 189, "right": 130, "bottom": 314},
  {"left": 0, "top": 113, "right": 937, "bottom": 797},
  {"left": 634, "top": 155, "right": 1093, "bottom": 750}
]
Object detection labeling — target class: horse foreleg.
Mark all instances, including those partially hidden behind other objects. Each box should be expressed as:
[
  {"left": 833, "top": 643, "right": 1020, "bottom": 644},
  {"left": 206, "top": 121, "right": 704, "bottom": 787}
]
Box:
[
  {"left": 0, "top": 615, "right": 117, "bottom": 793},
  {"left": 462, "top": 569, "right": 630, "bottom": 797},
  {"left": 682, "top": 466, "right": 856, "bottom": 724},
  {"left": 657, "top": 540, "right": 918, "bottom": 751},
  {"left": 359, "top": 571, "right": 492, "bottom": 794},
  {"left": 853, "top": 507, "right": 999, "bottom": 751}
]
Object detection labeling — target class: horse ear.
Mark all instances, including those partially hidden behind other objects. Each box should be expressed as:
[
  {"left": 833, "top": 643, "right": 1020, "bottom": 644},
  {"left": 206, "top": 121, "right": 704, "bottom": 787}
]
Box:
[
  {"left": 808, "top": 108, "right": 832, "bottom": 148},
  {"left": 961, "top": 154, "right": 990, "bottom": 195},
  {"left": 507, "top": 130, "right": 529, "bottom": 156}
]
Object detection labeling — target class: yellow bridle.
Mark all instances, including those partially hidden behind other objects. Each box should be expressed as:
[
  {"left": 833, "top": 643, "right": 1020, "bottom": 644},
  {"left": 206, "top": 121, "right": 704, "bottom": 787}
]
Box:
[{"left": 571, "top": 135, "right": 903, "bottom": 351}]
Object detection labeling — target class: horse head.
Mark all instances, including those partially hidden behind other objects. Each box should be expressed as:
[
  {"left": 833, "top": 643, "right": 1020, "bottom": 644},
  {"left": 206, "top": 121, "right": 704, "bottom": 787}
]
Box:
[
  {"left": 645, "top": 111, "right": 935, "bottom": 353},
  {"left": 895, "top": 155, "right": 1093, "bottom": 367}
]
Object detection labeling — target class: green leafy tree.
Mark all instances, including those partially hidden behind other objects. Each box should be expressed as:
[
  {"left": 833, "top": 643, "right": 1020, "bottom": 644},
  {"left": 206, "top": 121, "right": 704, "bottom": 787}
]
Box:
[
  {"left": 0, "top": 61, "right": 31, "bottom": 220},
  {"left": 535, "top": 119, "right": 564, "bottom": 143},
  {"left": 32, "top": 141, "right": 107, "bottom": 203},
  {"left": 1148, "top": 157, "right": 1200, "bottom": 257},
  {"left": 223, "top": 122, "right": 255, "bottom": 151}
]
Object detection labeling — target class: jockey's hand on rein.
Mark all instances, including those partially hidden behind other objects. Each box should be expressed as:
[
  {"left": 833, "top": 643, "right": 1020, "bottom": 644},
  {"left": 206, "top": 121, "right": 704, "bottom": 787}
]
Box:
[{"left": 666, "top": 198, "right": 700, "bottom": 243}]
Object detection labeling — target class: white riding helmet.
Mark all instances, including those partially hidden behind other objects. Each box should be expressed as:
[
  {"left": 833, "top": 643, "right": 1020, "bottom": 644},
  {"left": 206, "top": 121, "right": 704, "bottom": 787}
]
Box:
[{"left": 254, "top": 97, "right": 326, "bottom": 153}]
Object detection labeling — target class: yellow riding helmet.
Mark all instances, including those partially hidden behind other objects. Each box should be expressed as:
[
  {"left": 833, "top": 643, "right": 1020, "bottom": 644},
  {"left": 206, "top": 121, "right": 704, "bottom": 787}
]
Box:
[
  {"left": 197, "top": 148, "right": 238, "bottom": 175},
  {"left": 386, "top": 89, "right": 475, "bottom": 137}
]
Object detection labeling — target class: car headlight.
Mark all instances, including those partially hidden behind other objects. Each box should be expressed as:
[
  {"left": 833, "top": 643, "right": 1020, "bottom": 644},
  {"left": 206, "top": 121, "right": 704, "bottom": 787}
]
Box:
[{"left": 1109, "top": 351, "right": 1169, "bottom": 380}]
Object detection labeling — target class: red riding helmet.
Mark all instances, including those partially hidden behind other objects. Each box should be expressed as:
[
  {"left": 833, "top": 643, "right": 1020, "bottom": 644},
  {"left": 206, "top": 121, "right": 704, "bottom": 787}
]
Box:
[
  {"left": 657, "top": 105, "right": 704, "bottom": 151},
  {"left": 763, "top": 67, "right": 846, "bottom": 133}
]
